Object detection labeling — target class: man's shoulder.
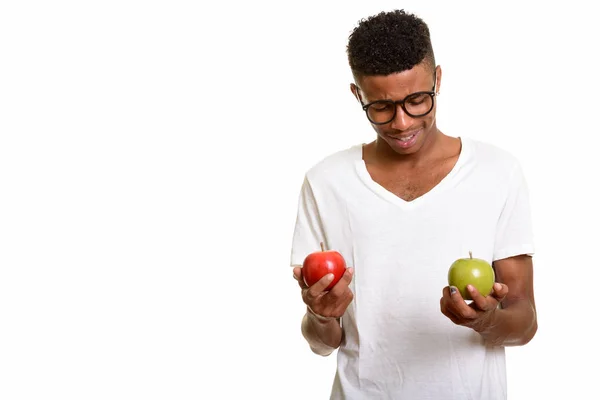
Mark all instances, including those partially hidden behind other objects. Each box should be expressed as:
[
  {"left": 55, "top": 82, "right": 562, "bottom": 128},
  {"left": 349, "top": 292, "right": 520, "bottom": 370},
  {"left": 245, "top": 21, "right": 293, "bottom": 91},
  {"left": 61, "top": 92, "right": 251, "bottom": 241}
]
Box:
[
  {"left": 304, "top": 144, "right": 362, "bottom": 182},
  {"left": 465, "top": 137, "right": 521, "bottom": 171}
]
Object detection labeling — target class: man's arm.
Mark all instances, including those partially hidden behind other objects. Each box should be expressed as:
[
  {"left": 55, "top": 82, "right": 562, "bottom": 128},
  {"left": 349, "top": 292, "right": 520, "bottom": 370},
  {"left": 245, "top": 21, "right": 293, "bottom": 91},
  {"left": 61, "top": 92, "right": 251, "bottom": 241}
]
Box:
[
  {"left": 301, "top": 311, "right": 343, "bottom": 356},
  {"left": 441, "top": 254, "right": 537, "bottom": 346},
  {"left": 293, "top": 267, "right": 354, "bottom": 356},
  {"left": 475, "top": 254, "right": 537, "bottom": 346}
]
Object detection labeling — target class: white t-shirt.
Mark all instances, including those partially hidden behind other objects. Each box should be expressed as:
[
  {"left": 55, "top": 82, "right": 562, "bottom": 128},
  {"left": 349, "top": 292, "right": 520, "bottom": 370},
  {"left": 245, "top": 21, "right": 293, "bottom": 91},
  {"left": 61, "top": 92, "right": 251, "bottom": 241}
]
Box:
[{"left": 290, "top": 137, "right": 534, "bottom": 400}]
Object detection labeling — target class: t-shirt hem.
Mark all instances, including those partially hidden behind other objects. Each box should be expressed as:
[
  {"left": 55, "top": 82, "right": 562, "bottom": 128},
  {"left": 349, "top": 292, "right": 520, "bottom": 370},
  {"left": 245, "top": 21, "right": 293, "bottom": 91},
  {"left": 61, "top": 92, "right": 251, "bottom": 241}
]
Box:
[{"left": 493, "top": 245, "right": 535, "bottom": 261}]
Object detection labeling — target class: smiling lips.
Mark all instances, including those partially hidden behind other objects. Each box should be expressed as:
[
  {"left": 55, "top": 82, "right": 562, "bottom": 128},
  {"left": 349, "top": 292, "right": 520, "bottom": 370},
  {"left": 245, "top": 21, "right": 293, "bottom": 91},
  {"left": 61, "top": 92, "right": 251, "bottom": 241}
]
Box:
[
  {"left": 389, "top": 129, "right": 421, "bottom": 148},
  {"left": 396, "top": 133, "right": 416, "bottom": 142}
]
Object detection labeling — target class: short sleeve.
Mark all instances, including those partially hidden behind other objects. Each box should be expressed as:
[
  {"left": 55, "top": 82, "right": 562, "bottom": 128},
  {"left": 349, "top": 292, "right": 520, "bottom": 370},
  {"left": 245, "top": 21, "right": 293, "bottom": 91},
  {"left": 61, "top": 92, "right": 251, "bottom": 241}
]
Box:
[
  {"left": 289, "top": 176, "right": 326, "bottom": 267},
  {"left": 493, "top": 162, "right": 535, "bottom": 261}
]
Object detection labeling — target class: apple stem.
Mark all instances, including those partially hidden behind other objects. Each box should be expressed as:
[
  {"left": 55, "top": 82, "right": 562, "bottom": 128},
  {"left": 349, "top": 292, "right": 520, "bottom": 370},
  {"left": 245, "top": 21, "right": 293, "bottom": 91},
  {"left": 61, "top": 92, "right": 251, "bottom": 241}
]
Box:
[
  {"left": 469, "top": 251, "right": 472, "bottom": 259},
  {"left": 320, "top": 242, "right": 325, "bottom": 252}
]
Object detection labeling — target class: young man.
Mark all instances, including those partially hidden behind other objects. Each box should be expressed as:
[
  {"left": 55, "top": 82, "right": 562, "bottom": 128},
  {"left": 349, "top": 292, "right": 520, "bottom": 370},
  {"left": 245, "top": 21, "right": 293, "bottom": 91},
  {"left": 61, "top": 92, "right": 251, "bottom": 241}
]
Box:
[{"left": 290, "top": 9, "right": 537, "bottom": 400}]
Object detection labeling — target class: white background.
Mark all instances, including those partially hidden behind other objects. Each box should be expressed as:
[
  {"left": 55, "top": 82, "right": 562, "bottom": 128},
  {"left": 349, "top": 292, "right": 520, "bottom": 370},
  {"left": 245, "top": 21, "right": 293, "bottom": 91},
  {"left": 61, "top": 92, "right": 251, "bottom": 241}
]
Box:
[{"left": 1, "top": 1, "right": 598, "bottom": 399}]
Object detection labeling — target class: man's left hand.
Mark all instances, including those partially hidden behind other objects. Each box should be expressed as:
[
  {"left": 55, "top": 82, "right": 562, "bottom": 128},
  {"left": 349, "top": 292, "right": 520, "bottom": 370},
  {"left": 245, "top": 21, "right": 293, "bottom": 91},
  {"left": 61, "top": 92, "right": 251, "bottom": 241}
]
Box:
[{"left": 440, "top": 282, "right": 509, "bottom": 332}]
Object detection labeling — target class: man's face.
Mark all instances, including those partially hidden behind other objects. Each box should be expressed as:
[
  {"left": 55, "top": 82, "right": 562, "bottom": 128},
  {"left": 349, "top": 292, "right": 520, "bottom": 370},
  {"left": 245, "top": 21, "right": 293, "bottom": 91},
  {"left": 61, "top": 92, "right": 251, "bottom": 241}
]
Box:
[{"left": 352, "top": 63, "right": 441, "bottom": 156}]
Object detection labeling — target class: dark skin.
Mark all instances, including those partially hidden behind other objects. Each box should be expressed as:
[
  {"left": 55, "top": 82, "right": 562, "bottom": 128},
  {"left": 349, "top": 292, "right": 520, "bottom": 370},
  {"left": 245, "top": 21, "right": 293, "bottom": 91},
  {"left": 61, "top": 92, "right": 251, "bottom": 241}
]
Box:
[
  {"left": 440, "top": 255, "right": 537, "bottom": 346},
  {"left": 295, "top": 61, "right": 537, "bottom": 354},
  {"left": 292, "top": 267, "right": 354, "bottom": 356},
  {"left": 350, "top": 63, "right": 461, "bottom": 202}
]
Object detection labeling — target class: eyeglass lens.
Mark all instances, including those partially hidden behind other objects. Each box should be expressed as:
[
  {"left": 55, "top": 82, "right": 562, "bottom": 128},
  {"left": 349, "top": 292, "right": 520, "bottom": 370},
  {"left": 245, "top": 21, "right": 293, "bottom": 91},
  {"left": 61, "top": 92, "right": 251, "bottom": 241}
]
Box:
[{"left": 366, "top": 92, "right": 433, "bottom": 123}]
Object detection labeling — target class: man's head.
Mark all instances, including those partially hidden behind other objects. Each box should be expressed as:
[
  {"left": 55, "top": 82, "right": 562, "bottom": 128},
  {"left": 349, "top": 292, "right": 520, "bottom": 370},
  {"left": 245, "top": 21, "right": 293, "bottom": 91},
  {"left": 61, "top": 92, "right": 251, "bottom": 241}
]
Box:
[
  {"left": 347, "top": 10, "right": 441, "bottom": 156},
  {"left": 347, "top": 9, "right": 436, "bottom": 80}
]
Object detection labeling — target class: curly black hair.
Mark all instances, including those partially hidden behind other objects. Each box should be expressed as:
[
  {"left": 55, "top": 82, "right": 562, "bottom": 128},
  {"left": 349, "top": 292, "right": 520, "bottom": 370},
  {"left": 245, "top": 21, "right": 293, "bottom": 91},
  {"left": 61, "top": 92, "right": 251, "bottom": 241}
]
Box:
[{"left": 347, "top": 9, "right": 435, "bottom": 79}]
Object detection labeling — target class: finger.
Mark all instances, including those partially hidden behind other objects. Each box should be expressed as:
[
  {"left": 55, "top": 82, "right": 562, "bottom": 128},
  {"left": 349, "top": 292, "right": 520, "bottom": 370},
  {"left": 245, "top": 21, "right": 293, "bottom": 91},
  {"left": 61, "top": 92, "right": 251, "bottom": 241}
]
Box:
[
  {"left": 292, "top": 267, "right": 302, "bottom": 281},
  {"left": 466, "top": 285, "right": 494, "bottom": 311},
  {"left": 293, "top": 267, "right": 309, "bottom": 290},
  {"left": 440, "top": 289, "right": 463, "bottom": 324},
  {"left": 440, "top": 289, "right": 452, "bottom": 315},
  {"left": 441, "top": 303, "right": 463, "bottom": 325},
  {"left": 441, "top": 285, "right": 452, "bottom": 299},
  {"left": 305, "top": 273, "right": 335, "bottom": 302},
  {"left": 328, "top": 267, "right": 354, "bottom": 296},
  {"left": 292, "top": 266, "right": 308, "bottom": 289},
  {"left": 448, "top": 285, "right": 477, "bottom": 319},
  {"left": 492, "top": 282, "right": 508, "bottom": 301},
  {"left": 440, "top": 287, "right": 456, "bottom": 317}
]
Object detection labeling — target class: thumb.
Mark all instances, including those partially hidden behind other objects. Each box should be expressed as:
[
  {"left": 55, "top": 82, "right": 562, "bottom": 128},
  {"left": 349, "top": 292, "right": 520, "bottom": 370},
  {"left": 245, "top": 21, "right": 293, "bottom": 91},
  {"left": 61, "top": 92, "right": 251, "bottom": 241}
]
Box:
[{"left": 329, "top": 267, "right": 354, "bottom": 295}]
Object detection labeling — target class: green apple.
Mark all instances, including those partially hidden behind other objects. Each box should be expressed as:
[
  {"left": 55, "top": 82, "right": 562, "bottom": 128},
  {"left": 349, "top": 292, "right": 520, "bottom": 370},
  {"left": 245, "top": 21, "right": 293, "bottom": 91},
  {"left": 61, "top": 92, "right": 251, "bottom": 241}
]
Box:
[{"left": 448, "top": 251, "right": 495, "bottom": 300}]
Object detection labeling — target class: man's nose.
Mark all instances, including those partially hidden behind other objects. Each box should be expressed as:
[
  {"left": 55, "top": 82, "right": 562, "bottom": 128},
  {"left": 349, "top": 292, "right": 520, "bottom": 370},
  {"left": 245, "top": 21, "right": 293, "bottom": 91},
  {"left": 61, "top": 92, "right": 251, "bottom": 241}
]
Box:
[{"left": 390, "top": 105, "right": 414, "bottom": 130}]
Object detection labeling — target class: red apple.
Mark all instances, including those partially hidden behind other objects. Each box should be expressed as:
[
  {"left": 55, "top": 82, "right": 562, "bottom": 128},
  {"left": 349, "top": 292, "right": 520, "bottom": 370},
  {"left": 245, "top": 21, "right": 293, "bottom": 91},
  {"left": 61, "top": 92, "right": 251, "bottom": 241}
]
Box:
[{"left": 302, "top": 242, "right": 346, "bottom": 291}]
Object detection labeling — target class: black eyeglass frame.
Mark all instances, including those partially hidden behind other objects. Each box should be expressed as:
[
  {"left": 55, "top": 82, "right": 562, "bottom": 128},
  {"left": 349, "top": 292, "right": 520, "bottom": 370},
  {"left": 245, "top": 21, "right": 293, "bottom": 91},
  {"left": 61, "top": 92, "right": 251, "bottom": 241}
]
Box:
[{"left": 358, "top": 73, "right": 438, "bottom": 125}]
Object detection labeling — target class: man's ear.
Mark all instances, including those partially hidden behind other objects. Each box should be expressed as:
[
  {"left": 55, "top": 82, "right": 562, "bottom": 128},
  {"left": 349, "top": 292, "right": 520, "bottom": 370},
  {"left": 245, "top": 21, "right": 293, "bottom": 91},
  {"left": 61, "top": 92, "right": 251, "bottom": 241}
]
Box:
[
  {"left": 435, "top": 65, "right": 442, "bottom": 95},
  {"left": 350, "top": 83, "right": 362, "bottom": 103}
]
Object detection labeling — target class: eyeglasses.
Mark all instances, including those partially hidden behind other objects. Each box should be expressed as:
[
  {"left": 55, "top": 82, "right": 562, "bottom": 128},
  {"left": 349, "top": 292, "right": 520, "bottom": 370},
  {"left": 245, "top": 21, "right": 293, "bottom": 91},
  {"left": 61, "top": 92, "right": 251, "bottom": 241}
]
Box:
[{"left": 358, "top": 77, "right": 437, "bottom": 125}]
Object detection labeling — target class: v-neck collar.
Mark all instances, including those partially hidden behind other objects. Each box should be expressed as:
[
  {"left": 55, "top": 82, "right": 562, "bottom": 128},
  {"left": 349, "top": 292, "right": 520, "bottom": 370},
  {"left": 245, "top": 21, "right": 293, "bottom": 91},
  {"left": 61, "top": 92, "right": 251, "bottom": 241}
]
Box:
[{"left": 353, "top": 137, "right": 470, "bottom": 210}]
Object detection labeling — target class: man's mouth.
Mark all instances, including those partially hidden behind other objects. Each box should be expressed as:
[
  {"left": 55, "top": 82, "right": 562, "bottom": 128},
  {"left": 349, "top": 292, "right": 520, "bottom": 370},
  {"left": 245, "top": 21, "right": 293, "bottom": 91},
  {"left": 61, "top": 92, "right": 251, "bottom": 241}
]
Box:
[
  {"left": 395, "top": 133, "right": 417, "bottom": 142},
  {"left": 386, "top": 129, "right": 422, "bottom": 149},
  {"left": 390, "top": 129, "right": 420, "bottom": 139}
]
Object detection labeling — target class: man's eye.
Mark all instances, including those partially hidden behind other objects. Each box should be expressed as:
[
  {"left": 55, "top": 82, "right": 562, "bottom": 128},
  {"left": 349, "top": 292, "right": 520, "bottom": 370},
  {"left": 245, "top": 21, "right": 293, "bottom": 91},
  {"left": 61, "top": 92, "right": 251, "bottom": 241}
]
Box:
[
  {"left": 371, "top": 103, "right": 392, "bottom": 112},
  {"left": 407, "top": 95, "right": 427, "bottom": 105}
]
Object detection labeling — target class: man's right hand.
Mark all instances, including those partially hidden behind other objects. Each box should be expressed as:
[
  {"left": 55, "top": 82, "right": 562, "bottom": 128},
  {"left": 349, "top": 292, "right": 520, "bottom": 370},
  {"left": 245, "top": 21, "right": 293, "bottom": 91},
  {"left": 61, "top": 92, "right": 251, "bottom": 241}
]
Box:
[{"left": 293, "top": 266, "right": 354, "bottom": 320}]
